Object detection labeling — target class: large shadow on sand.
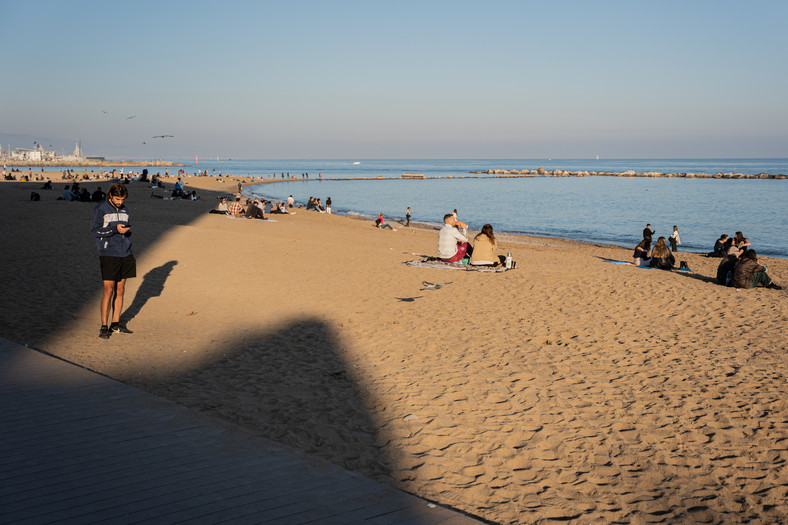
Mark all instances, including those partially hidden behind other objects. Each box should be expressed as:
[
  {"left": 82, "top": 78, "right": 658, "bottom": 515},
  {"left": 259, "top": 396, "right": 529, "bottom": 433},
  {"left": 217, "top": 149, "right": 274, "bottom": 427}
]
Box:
[
  {"left": 147, "top": 317, "right": 393, "bottom": 483},
  {"left": 0, "top": 180, "right": 475, "bottom": 522}
]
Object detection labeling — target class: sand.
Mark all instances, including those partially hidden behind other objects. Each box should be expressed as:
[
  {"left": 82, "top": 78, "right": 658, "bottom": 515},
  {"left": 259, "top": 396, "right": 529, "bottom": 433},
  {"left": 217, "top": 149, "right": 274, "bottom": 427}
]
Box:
[{"left": 2, "top": 175, "right": 787, "bottom": 524}]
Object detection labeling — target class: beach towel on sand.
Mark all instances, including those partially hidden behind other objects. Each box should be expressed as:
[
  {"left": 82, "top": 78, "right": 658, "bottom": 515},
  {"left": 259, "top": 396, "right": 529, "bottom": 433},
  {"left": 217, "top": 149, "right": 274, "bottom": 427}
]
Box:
[
  {"left": 402, "top": 257, "right": 509, "bottom": 272},
  {"left": 224, "top": 216, "right": 278, "bottom": 222},
  {"left": 604, "top": 260, "right": 690, "bottom": 272}
]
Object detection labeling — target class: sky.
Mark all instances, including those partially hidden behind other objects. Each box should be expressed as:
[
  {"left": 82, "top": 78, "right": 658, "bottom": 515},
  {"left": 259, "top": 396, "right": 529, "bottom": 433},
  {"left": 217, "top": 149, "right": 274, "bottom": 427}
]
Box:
[{"left": 2, "top": 0, "right": 787, "bottom": 160}]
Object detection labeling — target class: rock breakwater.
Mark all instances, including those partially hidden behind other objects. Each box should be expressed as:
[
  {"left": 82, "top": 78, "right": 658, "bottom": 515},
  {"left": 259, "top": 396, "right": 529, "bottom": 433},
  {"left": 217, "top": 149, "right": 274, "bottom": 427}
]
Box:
[{"left": 471, "top": 168, "right": 786, "bottom": 179}]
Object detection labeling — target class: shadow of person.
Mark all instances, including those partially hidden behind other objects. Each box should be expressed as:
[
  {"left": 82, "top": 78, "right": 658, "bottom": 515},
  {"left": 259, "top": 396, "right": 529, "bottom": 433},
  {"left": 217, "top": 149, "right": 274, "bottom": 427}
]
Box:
[{"left": 122, "top": 260, "right": 178, "bottom": 324}]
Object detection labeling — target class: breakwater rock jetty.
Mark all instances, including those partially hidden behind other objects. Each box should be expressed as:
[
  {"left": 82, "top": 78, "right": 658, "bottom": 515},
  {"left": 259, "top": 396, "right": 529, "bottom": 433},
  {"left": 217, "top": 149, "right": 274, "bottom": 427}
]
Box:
[{"left": 471, "top": 168, "right": 787, "bottom": 179}]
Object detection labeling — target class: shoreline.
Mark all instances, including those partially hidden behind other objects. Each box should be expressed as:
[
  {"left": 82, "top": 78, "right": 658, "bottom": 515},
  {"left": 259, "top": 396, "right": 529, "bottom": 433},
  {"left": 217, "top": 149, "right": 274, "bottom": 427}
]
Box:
[{"left": 8, "top": 172, "right": 787, "bottom": 259}]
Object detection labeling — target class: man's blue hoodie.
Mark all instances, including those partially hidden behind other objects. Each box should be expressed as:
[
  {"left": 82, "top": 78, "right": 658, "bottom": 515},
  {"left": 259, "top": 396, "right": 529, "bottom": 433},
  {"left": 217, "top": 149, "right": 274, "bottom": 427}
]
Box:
[{"left": 90, "top": 199, "right": 132, "bottom": 257}]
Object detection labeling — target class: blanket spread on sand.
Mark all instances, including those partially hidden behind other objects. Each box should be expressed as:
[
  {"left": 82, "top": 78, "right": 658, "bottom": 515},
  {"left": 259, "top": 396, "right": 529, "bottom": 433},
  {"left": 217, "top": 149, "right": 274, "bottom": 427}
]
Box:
[
  {"left": 604, "top": 260, "right": 691, "bottom": 272},
  {"left": 402, "top": 258, "right": 509, "bottom": 273},
  {"left": 224, "top": 216, "right": 278, "bottom": 222}
]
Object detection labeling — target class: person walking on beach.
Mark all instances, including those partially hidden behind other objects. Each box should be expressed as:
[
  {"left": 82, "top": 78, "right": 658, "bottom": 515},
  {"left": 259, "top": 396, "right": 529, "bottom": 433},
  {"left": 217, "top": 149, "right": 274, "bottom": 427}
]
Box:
[
  {"left": 669, "top": 226, "right": 681, "bottom": 252},
  {"left": 287, "top": 195, "right": 294, "bottom": 208},
  {"left": 405, "top": 207, "right": 411, "bottom": 227},
  {"left": 91, "top": 183, "right": 135, "bottom": 339},
  {"left": 326, "top": 196, "right": 332, "bottom": 214}
]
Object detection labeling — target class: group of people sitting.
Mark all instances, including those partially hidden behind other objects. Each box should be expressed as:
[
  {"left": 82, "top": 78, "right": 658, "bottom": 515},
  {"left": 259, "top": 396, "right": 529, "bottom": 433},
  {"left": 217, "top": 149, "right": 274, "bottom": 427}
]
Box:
[
  {"left": 712, "top": 232, "right": 781, "bottom": 289},
  {"left": 169, "top": 178, "right": 200, "bottom": 200},
  {"left": 632, "top": 224, "right": 684, "bottom": 270},
  {"left": 305, "top": 196, "right": 330, "bottom": 213},
  {"left": 58, "top": 183, "right": 106, "bottom": 203},
  {"left": 438, "top": 212, "right": 508, "bottom": 267},
  {"left": 211, "top": 196, "right": 291, "bottom": 219}
]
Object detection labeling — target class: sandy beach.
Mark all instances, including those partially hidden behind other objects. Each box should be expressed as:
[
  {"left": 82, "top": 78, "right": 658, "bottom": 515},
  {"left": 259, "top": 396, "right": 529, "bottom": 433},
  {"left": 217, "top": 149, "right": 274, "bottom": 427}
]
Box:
[{"left": 2, "top": 175, "right": 786, "bottom": 523}]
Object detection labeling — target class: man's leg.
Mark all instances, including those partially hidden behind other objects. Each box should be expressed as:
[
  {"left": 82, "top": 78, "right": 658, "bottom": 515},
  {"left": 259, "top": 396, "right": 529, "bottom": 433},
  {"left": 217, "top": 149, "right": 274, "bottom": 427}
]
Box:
[
  {"left": 111, "top": 278, "right": 127, "bottom": 324},
  {"left": 748, "top": 272, "right": 773, "bottom": 288},
  {"left": 444, "top": 242, "right": 471, "bottom": 263},
  {"left": 101, "top": 280, "right": 116, "bottom": 327}
]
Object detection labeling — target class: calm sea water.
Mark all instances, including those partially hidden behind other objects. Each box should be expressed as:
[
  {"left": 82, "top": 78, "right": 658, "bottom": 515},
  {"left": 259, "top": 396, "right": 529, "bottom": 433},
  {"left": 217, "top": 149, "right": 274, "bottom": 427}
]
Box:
[{"left": 56, "top": 158, "right": 788, "bottom": 259}]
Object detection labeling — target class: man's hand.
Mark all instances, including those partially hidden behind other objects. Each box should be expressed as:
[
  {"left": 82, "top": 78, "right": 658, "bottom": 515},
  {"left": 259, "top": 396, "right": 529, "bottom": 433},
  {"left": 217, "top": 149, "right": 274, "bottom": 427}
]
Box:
[{"left": 117, "top": 224, "right": 130, "bottom": 234}]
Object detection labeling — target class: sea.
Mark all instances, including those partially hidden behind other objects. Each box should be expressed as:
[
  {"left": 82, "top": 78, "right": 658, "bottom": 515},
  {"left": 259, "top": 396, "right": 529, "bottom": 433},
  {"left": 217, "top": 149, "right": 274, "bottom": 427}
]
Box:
[{"left": 63, "top": 158, "right": 788, "bottom": 259}]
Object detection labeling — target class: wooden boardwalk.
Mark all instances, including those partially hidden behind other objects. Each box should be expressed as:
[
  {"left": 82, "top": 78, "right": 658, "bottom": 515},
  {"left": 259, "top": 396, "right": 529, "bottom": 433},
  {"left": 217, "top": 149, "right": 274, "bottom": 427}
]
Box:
[{"left": 0, "top": 338, "right": 482, "bottom": 524}]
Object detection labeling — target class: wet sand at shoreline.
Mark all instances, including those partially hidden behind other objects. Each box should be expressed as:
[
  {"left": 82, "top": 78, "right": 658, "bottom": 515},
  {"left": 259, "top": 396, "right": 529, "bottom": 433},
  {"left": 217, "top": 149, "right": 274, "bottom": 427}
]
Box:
[{"left": 1, "top": 176, "right": 786, "bottom": 523}]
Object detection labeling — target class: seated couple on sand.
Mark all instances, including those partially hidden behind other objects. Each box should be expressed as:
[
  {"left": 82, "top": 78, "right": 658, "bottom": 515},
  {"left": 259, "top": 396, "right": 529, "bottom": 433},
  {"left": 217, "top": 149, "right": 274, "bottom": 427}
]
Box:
[
  {"left": 438, "top": 214, "right": 506, "bottom": 266},
  {"left": 633, "top": 236, "right": 678, "bottom": 269}
]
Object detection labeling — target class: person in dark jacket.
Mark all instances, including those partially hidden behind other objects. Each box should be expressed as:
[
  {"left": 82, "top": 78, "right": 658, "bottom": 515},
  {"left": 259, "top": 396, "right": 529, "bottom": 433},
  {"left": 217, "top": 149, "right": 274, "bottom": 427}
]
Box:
[
  {"left": 91, "top": 187, "right": 105, "bottom": 202},
  {"left": 716, "top": 252, "right": 739, "bottom": 286},
  {"left": 633, "top": 237, "right": 651, "bottom": 266},
  {"left": 708, "top": 234, "right": 728, "bottom": 257},
  {"left": 245, "top": 201, "right": 266, "bottom": 220},
  {"left": 731, "top": 250, "right": 782, "bottom": 289},
  {"left": 90, "top": 183, "right": 136, "bottom": 339},
  {"left": 649, "top": 237, "right": 675, "bottom": 270}
]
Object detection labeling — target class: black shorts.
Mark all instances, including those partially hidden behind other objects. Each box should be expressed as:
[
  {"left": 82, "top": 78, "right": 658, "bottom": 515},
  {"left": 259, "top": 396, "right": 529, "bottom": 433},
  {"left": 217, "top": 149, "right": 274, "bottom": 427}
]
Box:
[{"left": 100, "top": 254, "right": 136, "bottom": 282}]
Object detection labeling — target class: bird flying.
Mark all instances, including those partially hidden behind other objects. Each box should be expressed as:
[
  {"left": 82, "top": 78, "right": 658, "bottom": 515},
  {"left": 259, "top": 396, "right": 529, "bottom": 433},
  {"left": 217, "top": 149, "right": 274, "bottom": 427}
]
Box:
[{"left": 152, "top": 135, "right": 174, "bottom": 138}]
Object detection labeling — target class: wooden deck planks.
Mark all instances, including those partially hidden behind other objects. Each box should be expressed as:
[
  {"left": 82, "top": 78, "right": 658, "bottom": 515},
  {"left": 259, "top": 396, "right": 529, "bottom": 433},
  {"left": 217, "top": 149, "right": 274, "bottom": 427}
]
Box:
[{"left": 0, "top": 338, "right": 482, "bottom": 524}]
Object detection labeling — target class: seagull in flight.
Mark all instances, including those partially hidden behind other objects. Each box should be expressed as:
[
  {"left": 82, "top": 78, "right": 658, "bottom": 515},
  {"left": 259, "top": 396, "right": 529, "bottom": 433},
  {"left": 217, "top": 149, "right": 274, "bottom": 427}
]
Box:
[
  {"left": 101, "top": 110, "right": 109, "bottom": 114},
  {"left": 126, "top": 115, "right": 136, "bottom": 119},
  {"left": 153, "top": 135, "right": 174, "bottom": 138}
]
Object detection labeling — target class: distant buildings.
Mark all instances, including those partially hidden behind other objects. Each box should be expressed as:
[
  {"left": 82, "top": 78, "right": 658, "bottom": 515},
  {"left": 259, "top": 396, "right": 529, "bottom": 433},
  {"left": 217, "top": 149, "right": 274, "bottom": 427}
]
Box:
[{"left": 0, "top": 141, "right": 105, "bottom": 163}]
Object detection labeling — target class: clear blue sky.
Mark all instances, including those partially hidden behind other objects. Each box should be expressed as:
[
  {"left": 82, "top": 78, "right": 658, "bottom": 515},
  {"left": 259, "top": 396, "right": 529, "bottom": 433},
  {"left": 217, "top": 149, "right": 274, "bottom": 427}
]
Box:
[{"left": 2, "top": 0, "right": 787, "bottom": 159}]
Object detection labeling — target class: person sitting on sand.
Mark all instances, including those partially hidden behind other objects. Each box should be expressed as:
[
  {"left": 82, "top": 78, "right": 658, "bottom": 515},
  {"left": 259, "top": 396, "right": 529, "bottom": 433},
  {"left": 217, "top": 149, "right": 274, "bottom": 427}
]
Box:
[
  {"left": 731, "top": 250, "right": 782, "bottom": 290},
  {"left": 209, "top": 197, "right": 228, "bottom": 214},
  {"left": 469, "top": 224, "right": 506, "bottom": 266},
  {"left": 727, "top": 236, "right": 750, "bottom": 258},
  {"left": 92, "top": 187, "right": 106, "bottom": 202},
  {"left": 268, "top": 202, "right": 288, "bottom": 214},
  {"left": 716, "top": 240, "right": 739, "bottom": 285},
  {"left": 245, "top": 201, "right": 266, "bottom": 220},
  {"left": 79, "top": 188, "right": 92, "bottom": 202},
  {"left": 41, "top": 180, "right": 53, "bottom": 190},
  {"left": 649, "top": 237, "right": 675, "bottom": 269},
  {"left": 633, "top": 237, "right": 651, "bottom": 266},
  {"left": 375, "top": 213, "right": 395, "bottom": 230},
  {"left": 63, "top": 184, "right": 79, "bottom": 201},
  {"left": 709, "top": 234, "right": 728, "bottom": 257},
  {"left": 439, "top": 213, "right": 472, "bottom": 262},
  {"left": 227, "top": 197, "right": 245, "bottom": 217}
]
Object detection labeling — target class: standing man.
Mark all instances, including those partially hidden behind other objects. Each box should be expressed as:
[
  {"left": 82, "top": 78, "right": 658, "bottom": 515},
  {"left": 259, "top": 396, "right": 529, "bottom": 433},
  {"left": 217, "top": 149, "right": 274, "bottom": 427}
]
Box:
[
  {"left": 643, "top": 223, "right": 655, "bottom": 239},
  {"left": 405, "top": 207, "right": 411, "bottom": 227},
  {"left": 90, "top": 183, "right": 135, "bottom": 339}
]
